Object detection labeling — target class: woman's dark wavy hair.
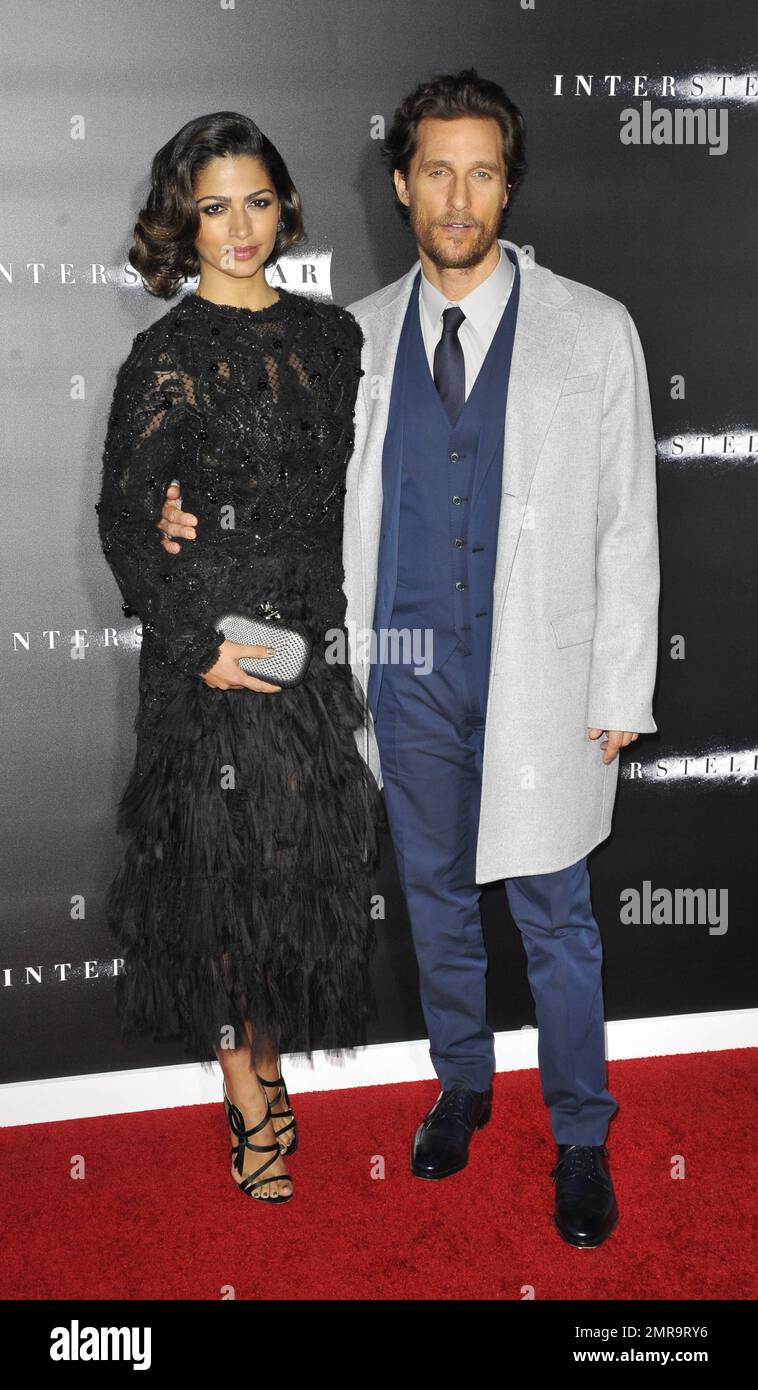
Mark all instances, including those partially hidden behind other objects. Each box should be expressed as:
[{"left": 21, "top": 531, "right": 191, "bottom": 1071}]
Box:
[
  {"left": 129, "top": 111, "right": 305, "bottom": 299},
  {"left": 382, "top": 68, "right": 527, "bottom": 225}
]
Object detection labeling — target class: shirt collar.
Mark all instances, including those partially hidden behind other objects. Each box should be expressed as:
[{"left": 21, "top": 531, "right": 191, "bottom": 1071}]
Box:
[{"left": 419, "top": 242, "right": 513, "bottom": 338}]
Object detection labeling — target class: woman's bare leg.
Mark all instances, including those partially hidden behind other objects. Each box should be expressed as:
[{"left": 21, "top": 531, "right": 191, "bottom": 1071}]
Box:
[
  {"left": 216, "top": 1019, "right": 293, "bottom": 1199},
  {"left": 253, "top": 1040, "right": 297, "bottom": 1152}
]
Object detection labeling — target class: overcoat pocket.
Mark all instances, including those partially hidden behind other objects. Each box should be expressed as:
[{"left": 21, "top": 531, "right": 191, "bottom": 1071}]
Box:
[
  {"left": 549, "top": 603, "right": 597, "bottom": 648},
  {"left": 559, "top": 371, "right": 599, "bottom": 396}
]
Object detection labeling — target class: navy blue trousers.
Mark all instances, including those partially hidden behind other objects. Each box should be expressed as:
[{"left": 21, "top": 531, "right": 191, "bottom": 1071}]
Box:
[{"left": 373, "top": 641, "right": 618, "bottom": 1146}]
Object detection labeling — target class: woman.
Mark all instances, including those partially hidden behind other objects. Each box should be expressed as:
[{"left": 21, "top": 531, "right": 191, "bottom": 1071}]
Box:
[{"left": 97, "top": 111, "right": 383, "bottom": 1204}]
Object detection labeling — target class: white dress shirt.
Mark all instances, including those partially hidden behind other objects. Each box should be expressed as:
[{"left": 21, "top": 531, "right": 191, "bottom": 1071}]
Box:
[{"left": 418, "top": 242, "right": 514, "bottom": 400}]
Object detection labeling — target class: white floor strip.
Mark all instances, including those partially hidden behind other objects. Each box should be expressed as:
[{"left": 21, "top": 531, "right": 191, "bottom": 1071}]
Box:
[{"left": 1, "top": 1008, "right": 756, "bottom": 1127}]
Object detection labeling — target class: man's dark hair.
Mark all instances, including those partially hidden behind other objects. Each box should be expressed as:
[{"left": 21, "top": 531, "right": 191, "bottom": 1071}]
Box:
[{"left": 382, "top": 67, "right": 526, "bottom": 225}]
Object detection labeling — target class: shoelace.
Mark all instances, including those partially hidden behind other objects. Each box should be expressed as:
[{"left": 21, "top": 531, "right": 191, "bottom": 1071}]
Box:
[
  {"left": 550, "top": 1145, "right": 610, "bottom": 1187},
  {"left": 427, "top": 1088, "right": 481, "bottom": 1130}
]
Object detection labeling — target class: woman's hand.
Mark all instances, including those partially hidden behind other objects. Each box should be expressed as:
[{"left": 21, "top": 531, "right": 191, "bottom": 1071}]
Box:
[{"left": 200, "top": 640, "right": 282, "bottom": 693}]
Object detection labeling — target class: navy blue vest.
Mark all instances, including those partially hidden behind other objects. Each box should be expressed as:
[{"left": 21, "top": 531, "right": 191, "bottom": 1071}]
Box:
[{"left": 369, "top": 246, "right": 521, "bottom": 718}]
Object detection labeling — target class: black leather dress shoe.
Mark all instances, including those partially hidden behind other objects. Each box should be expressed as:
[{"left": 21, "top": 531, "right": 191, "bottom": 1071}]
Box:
[
  {"left": 551, "top": 1143, "right": 619, "bottom": 1247},
  {"left": 410, "top": 1084, "right": 492, "bottom": 1179}
]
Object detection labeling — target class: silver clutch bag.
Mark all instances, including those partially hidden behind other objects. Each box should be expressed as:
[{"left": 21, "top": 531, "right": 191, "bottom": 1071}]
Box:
[{"left": 216, "top": 609, "right": 312, "bottom": 688}]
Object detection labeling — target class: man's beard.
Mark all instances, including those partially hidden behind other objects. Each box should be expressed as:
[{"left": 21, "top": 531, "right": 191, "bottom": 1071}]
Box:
[{"left": 410, "top": 205, "right": 501, "bottom": 270}]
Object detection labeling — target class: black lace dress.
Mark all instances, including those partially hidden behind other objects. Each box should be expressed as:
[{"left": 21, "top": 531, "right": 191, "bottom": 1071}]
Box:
[{"left": 96, "top": 286, "right": 384, "bottom": 1070}]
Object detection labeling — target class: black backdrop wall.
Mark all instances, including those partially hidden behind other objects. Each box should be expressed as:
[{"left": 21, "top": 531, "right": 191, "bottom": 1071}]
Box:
[{"left": 1, "top": 0, "right": 756, "bottom": 1085}]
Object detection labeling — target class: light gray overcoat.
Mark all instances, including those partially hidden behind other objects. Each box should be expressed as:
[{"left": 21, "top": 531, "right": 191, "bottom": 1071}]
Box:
[{"left": 342, "top": 238, "right": 660, "bottom": 881}]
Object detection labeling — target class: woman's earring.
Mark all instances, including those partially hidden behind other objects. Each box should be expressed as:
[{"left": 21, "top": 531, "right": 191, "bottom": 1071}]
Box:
[{"left": 277, "top": 217, "right": 284, "bottom": 231}]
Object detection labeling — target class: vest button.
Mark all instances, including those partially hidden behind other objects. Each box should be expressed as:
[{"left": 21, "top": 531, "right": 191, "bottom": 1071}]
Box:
[
  {"left": 449, "top": 451, "right": 460, "bottom": 462},
  {"left": 454, "top": 538, "right": 464, "bottom": 548},
  {"left": 455, "top": 581, "right": 467, "bottom": 591},
  {"left": 452, "top": 495, "right": 462, "bottom": 505}
]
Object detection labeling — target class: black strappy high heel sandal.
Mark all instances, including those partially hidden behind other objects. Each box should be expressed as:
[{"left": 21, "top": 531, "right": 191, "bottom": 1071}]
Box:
[
  {"left": 256, "top": 1069, "right": 298, "bottom": 1155},
  {"left": 222, "top": 1080, "right": 293, "bottom": 1203}
]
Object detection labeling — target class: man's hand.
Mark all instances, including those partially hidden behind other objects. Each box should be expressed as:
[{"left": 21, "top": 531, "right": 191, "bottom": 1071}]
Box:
[
  {"left": 587, "top": 728, "right": 639, "bottom": 764},
  {"left": 201, "top": 640, "right": 282, "bottom": 693},
  {"left": 158, "top": 482, "right": 197, "bottom": 554}
]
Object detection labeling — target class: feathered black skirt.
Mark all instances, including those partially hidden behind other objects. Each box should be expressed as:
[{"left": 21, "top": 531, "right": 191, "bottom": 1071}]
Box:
[{"left": 105, "top": 640, "right": 384, "bottom": 1073}]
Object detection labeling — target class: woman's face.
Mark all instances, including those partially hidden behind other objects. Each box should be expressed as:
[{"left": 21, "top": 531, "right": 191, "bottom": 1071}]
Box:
[{"left": 193, "top": 153, "right": 281, "bottom": 281}]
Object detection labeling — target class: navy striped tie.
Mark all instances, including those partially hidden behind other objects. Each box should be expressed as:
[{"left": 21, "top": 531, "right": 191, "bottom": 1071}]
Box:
[{"left": 433, "top": 305, "right": 466, "bottom": 424}]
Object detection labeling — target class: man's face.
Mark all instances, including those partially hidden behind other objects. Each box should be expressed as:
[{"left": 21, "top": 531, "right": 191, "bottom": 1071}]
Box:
[{"left": 394, "top": 115, "right": 509, "bottom": 271}]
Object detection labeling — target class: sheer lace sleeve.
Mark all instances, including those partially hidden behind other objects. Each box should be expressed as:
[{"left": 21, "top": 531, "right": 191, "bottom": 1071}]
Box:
[{"left": 96, "top": 328, "right": 225, "bottom": 678}]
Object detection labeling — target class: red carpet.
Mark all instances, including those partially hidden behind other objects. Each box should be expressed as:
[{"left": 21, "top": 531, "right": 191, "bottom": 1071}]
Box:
[{"left": 2, "top": 1049, "right": 756, "bottom": 1301}]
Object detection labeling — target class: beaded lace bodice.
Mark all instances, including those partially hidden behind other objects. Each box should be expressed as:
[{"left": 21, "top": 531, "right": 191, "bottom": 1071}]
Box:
[{"left": 97, "top": 286, "right": 364, "bottom": 679}]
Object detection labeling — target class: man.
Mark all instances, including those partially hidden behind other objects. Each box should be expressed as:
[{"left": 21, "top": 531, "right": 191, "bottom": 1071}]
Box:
[{"left": 156, "top": 70, "right": 660, "bottom": 1248}]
